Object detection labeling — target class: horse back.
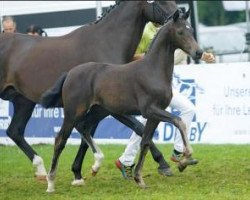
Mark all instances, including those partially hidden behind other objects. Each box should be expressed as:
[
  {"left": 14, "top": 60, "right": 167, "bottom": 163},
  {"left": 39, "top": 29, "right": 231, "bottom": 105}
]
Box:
[{"left": 0, "top": 33, "right": 87, "bottom": 101}]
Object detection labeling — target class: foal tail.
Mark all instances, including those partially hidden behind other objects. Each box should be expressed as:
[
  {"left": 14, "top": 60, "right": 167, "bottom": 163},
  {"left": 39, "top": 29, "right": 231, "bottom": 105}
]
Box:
[{"left": 40, "top": 73, "right": 67, "bottom": 108}]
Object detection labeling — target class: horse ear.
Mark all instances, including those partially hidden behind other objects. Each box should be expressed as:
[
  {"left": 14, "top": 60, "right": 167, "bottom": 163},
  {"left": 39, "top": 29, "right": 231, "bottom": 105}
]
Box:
[
  {"left": 173, "top": 9, "right": 180, "bottom": 22},
  {"left": 184, "top": 8, "right": 191, "bottom": 20}
]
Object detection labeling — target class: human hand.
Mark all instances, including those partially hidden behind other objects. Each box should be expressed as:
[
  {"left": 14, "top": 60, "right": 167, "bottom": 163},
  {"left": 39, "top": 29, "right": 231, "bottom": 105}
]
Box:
[{"left": 201, "top": 52, "right": 215, "bottom": 63}]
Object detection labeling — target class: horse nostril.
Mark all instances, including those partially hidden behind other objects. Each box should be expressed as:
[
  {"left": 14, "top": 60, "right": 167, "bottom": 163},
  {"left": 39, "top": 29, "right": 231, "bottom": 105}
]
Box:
[{"left": 196, "top": 50, "right": 203, "bottom": 59}]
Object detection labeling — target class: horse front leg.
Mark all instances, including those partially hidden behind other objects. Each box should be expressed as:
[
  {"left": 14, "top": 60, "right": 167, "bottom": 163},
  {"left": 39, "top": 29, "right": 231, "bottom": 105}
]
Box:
[
  {"left": 6, "top": 95, "right": 47, "bottom": 180},
  {"left": 46, "top": 118, "right": 74, "bottom": 193},
  {"left": 134, "top": 119, "right": 159, "bottom": 188},
  {"left": 70, "top": 138, "right": 89, "bottom": 186},
  {"left": 112, "top": 114, "right": 172, "bottom": 176}
]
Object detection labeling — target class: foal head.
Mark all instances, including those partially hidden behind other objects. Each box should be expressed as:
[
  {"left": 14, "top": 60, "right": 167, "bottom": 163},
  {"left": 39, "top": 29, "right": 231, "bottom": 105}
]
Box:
[
  {"left": 140, "top": 1, "right": 178, "bottom": 25},
  {"left": 168, "top": 9, "right": 203, "bottom": 60}
]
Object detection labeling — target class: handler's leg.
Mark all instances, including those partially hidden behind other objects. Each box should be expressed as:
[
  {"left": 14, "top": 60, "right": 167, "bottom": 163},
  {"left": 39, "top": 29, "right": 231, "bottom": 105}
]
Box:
[
  {"left": 169, "top": 89, "right": 198, "bottom": 170},
  {"left": 116, "top": 116, "right": 172, "bottom": 178}
]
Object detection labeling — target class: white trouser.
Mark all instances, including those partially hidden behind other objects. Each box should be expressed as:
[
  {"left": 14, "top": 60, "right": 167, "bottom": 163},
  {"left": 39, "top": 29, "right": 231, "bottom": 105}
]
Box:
[{"left": 119, "top": 89, "right": 196, "bottom": 166}]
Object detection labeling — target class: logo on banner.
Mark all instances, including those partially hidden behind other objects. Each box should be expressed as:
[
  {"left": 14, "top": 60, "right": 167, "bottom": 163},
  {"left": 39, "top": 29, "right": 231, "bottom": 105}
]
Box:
[{"left": 163, "top": 74, "right": 207, "bottom": 142}]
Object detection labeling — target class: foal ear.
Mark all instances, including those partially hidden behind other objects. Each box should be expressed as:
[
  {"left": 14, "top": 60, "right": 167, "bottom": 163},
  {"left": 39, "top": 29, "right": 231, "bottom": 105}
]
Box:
[
  {"left": 173, "top": 9, "right": 180, "bottom": 22},
  {"left": 183, "top": 8, "right": 191, "bottom": 20}
]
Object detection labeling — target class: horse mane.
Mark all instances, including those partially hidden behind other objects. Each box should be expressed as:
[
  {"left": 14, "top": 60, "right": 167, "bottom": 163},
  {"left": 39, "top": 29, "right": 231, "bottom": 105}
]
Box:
[{"left": 93, "top": 1, "right": 121, "bottom": 24}]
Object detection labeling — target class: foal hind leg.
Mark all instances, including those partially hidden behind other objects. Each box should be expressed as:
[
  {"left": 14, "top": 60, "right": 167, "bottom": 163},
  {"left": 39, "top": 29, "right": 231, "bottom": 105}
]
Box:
[
  {"left": 47, "top": 118, "right": 74, "bottom": 193},
  {"left": 71, "top": 122, "right": 104, "bottom": 186},
  {"left": 71, "top": 106, "right": 108, "bottom": 184},
  {"left": 82, "top": 131, "right": 104, "bottom": 177},
  {"left": 6, "top": 95, "right": 47, "bottom": 179},
  {"left": 134, "top": 119, "right": 159, "bottom": 188}
]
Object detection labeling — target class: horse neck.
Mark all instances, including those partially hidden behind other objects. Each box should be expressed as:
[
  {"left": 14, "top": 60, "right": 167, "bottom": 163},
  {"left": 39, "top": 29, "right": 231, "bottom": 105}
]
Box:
[
  {"left": 75, "top": 2, "right": 147, "bottom": 63},
  {"left": 144, "top": 27, "right": 176, "bottom": 83}
]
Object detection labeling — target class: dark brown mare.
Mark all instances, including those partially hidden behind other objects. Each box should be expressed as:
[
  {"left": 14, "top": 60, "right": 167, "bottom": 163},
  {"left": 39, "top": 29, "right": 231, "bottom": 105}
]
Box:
[
  {"left": 41, "top": 9, "right": 203, "bottom": 192},
  {"left": 0, "top": 1, "right": 177, "bottom": 183}
]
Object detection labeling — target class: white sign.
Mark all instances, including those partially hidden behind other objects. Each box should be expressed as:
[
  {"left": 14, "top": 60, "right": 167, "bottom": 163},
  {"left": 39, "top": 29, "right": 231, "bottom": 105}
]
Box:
[
  {"left": 156, "top": 62, "right": 250, "bottom": 144},
  {"left": 223, "top": 1, "right": 247, "bottom": 11},
  {"left": 0, "top": 99, "right": 9, "bottom": 117}
]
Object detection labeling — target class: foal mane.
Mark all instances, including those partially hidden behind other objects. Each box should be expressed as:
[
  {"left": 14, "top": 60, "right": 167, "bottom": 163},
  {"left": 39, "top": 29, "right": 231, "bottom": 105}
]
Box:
[
  {"left": 146, "top": 9, "right": 183, "bottom": 54},
  {"left": 146, "top": 23, "right": 169, "bottom": 54}
]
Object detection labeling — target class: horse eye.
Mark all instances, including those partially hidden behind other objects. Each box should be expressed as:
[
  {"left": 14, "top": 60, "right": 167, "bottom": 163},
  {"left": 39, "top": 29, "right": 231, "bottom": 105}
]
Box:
[{"left": 177, "top": 31, "right": 184, "bottom": 35}]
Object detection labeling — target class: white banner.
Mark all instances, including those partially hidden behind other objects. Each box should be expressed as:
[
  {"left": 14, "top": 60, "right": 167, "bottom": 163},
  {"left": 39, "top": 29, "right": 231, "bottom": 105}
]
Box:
[
  {"left": 223, "top": 1, "right": 247, "bottom": 11},
  {"left": 157, "top": 62, "right": 250, "bottom": 144},
  {"left": 0, "top": 99, "right": 9, "bottom": 117}
]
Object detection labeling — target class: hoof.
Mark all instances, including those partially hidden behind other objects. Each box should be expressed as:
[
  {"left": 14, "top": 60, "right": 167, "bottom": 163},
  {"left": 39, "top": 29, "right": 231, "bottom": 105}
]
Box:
[
  {"left": 71, "top": 179, "right": 85, "bottom": 186},
  {"left": 46, "top": 188, "right": 55, "bottom": 193},
  {"left": 134, "top": 177, "right": 147, "bottom": 188},
  {"left": 158, "top": 167, "right": 173, "bottom": 177},
  {"left": 178, "top": 163, "right": 187, "bottom": 172},
  {"left": 178, "top": 157, "right": 199, "bottom": 172},
  {"left": 35, "top": 174, "right": 47, "bottom": 181},
  {"left": 92, "top": 169, "right": 98, "bottom": 177},
  {"left": 138, "top": 183, "right": 148, "bottom": 189}
]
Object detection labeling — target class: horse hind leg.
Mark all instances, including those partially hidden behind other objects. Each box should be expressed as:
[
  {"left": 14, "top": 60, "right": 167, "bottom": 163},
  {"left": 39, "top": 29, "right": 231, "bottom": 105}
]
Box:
[
  {"left": 6, "top": 94, "right": 47, "bottom": 180},
  {"left": 46, "top": 118, "right": 74, "bottom": 193},
  {"left": 70, "top": 137, "right": 89, "bottom": 186}
]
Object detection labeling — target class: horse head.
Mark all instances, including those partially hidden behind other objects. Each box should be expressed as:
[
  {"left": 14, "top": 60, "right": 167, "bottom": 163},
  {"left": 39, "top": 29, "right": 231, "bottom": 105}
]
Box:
[
  {"left": 168, "top": 9, "right": 203, "bottom": 60},
  {"left": 141, "top": 1, "right": 178, "bottom": 25}
]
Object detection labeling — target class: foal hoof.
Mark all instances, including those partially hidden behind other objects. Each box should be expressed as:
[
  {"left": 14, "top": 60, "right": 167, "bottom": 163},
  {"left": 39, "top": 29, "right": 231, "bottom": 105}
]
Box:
[
  {"left": 35, "top": 175, "right": 47, "bottom": 181},
  {"left": 134, "top": 177, "right": 148, "bottom": 189},
  {"left": 178, "top": 163, "right": 187, "bottom": 172},
  {"left": 46, "top": 188, "right": 55, "bottom": 193},
  {"left": 158, "top": 167, "right": 173, "bottom": 177},
  {"left": 92, "top": 169, "right": 98, "bottom": 177},
  {"left": 71, "top": 179, "right": 85, "bottom": 186},
  {"left": 178, "top": 157, "right": 199, "bottom": 172}
]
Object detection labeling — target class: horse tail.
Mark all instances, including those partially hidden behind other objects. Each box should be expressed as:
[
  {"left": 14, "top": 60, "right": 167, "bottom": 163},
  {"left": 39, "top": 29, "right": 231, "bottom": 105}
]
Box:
[{"left": 40, "top": 72, "right": 68, "bottom": 108}]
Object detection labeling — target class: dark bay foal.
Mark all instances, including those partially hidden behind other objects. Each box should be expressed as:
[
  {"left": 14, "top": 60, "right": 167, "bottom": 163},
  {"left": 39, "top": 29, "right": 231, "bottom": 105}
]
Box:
[{"left": 42, "top": 9, "right": 203, "bottom": 192}]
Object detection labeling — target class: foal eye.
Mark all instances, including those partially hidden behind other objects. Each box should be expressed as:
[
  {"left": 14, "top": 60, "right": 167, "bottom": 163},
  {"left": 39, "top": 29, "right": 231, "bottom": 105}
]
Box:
[{"left": 177, "top": 31, "right": 184, "bottom": 35}]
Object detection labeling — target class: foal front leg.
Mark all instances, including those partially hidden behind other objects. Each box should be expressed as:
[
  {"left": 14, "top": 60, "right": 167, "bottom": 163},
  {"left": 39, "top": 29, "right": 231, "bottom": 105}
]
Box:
[
  {"left": 134, "top": 119, "right": 159, "bottom": 188},
  {"left": 148, "top": 106, "right": 193, "bottom": 157},
  {"left": 112, "top": 114, "right": 171, "bottom": 172},
  {"left": 46, "top": 119, "right": 74, "bottom": 193}
]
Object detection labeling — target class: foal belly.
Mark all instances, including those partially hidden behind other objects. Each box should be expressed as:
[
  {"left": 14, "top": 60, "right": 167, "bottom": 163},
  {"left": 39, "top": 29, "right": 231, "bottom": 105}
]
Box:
[{"left": 100, "top": 94, "right": 138, "bottom": 114}]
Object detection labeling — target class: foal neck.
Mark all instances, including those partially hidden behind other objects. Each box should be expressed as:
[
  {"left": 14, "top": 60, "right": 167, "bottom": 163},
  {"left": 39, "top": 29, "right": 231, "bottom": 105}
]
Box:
[{"left": 145, "top": 24, "right": 176, "bottom": 79}]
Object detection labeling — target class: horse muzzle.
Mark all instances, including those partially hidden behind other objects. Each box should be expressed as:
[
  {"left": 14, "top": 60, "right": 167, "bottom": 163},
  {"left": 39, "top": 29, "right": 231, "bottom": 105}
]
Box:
[{"left": 194, "top": 49, "right": 203, "bottom": 60}]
